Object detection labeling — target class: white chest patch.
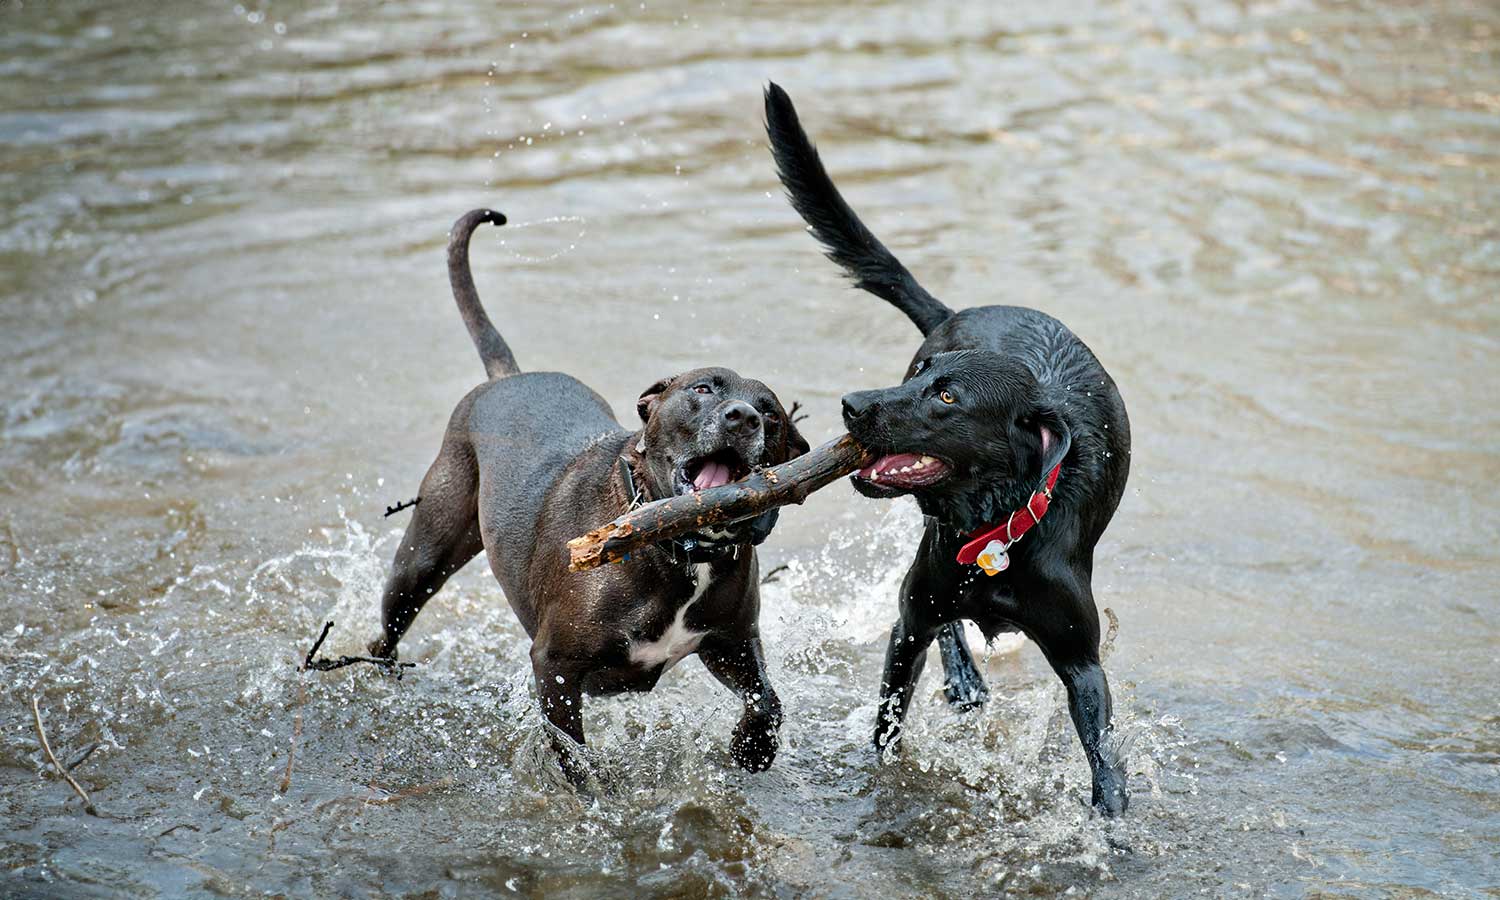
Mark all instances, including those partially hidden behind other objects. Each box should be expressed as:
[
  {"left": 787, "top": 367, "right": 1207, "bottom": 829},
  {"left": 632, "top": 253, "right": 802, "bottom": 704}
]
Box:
[{"left": 629, "top": 563, "right": 711, "bottom": 673}]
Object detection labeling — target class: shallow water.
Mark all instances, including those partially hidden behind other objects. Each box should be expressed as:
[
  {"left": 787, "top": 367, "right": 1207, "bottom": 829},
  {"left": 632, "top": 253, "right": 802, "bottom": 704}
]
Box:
[{"left": 2, "top": 0, "right": 1498, "bottom": 896}]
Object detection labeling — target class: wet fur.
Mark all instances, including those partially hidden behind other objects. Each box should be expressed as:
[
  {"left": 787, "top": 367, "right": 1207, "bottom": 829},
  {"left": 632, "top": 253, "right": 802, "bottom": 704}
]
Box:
[
  {"left": 368, "top": 209, "right": 808, "bottom": 782},
  {"left": 765, "top": 84, "right": 1132, "bottom": 815}
]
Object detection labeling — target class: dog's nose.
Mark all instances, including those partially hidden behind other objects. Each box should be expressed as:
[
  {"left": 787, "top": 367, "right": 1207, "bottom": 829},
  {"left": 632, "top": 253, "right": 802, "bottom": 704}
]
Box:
[
  {"left": 720, "top": 401, "right": 761, "bottom": 432},
  {"left": 842, "top": 391, "right": 879, "bottom": 424}
]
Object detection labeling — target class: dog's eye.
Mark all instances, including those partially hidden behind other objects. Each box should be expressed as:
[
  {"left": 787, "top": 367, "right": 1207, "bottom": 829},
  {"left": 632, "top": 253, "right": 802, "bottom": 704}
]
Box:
[
  {"left": 693, "top": 384, "right": 712, "bottom": 395},
  {"left": 939, "top": 390, "right": 957, "bottom": 405}
]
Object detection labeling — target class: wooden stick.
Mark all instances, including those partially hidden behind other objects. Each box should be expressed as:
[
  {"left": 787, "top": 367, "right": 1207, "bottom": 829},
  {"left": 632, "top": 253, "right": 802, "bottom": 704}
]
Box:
[
  {"left": 302, "top": 620, "right": 415, "bottom": 678},
  {"left": 279, "top": 676, "right": 305, "bottom": 796},
  {"left": 568, "top": 433, "right": 870, "bottom": 571},
  {"left": 65, "top": 741, "right": 101, "bottom": 773},
  {"left": 360, "top": 775, "right": 455, "bottom": 806},
  {"left": 31, "top": 696, "right": 99, "bottom": 817}
]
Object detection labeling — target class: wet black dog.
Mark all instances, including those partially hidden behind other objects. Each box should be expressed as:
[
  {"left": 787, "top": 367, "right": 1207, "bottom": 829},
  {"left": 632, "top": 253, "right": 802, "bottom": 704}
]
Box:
[
  {"left": 765, "top": 85, "right": 1132, "bottom": 815},
  {"left": 369, "top": 209, "right": 808, "bottom": 782}
]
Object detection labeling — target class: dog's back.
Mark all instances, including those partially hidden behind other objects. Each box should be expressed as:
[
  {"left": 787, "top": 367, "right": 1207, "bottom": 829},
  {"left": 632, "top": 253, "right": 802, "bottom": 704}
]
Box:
[{"left": 459, "top": 371, "right": 623, "bottom": 615}]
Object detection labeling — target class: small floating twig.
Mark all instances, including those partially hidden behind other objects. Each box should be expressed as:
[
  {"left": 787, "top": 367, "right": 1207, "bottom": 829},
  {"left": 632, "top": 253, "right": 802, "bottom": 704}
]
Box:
[
  {"left": 279, "top": 676, "right": 305, "bottom": 796},
  {"left": 384, "top": 497, "right": 420, "bottom": 517},
  {"left": 302, "top": 621, "right": 415, "bottom": 679},
  {"left": 65, "top": 741, "right": 101, "bottom": 773},
  {"left": 30, "top": 696, "right": 99, "bottom": 816},
  {"left": 360, "top": 775, "right": 455, "bottom": 807},
  {"left": 760, "top": 563, "right": 791, "bottom": 585},
  {"left": 1101, "top": 607, "right": 1120, "bottom": 662}
]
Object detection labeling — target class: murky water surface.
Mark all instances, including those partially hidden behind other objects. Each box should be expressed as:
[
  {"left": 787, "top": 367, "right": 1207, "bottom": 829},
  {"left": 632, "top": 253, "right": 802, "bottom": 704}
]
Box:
[{"left": 3, "top": 1, "right": 1498, "bottom": 896}]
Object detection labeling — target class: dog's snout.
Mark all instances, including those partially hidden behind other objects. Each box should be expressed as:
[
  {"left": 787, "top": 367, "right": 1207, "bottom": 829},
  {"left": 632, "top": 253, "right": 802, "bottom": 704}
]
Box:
[
  {"left": 842, "top": 391, "right": 879, "bottom": 424},
  {"left": 720, "top": 401, "right": 761, "bottom": 432}
]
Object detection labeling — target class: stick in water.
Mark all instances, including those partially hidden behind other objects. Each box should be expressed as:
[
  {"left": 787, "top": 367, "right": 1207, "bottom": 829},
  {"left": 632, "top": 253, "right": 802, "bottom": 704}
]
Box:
[
  {"left": 302, "top": 621, "right": 416, "bottom": 678},
  {"left": 568, "top": 433, "right": 870, "bottom": 571},
  {"left": 30, "top": 696, "right": 99, "bottom": 817}
]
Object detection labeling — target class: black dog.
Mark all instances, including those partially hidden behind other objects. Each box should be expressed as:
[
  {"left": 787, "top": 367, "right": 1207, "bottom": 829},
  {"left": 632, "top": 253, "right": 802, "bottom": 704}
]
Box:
[
  {"left": 369, "top": 209, "right": 808, "bottom": 782},
  {"left": 764, "top": 85, "right": 1132, "bottom": 815}
]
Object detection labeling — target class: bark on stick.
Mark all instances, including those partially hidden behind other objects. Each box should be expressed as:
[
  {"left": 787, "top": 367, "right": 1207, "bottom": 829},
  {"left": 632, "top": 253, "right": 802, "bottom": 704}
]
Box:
[{"left": 568, "top": 434, "right": 869, "bottom": 571}]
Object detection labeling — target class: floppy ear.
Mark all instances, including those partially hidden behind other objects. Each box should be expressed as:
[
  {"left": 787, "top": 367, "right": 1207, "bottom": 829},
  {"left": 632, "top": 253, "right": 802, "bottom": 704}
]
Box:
[
  {"left": 1035, "top": 411, "right": 1071, "bottom": 481},
  {"left": 1010, "top": 406, "right": 1071, "bottom": 487},
  {"left": 784, "top": 419, "right": 811, "bottom": 462},
  {"left": 778, "top": 400, "right": 812, "bottom": 463},
  {"left": 636, "top": 375, "right": 676, "bottom": 423}
]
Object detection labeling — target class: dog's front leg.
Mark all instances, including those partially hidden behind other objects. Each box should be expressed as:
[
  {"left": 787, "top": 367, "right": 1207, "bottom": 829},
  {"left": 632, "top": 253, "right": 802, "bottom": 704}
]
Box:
[
  {"left": 875, "top": 613, "right": 939, "bottom": 753},
  {"left": 875, "top": 530, "right": 958, "bottom": 753},
  {"left": 699, "top": 635, "right": 782, "bottom": 772},
  {"left": 531, "top": 649, "right": 589, "bottom": 786},
  {"left": 699, "top": 634, "right": 782, "bottom": 772}
]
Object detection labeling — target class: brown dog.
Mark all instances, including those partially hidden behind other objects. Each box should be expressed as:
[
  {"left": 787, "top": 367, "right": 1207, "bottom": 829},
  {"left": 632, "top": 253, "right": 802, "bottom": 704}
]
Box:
[{"left": 368, "top": 209, "right": 808, "bottom": 782}]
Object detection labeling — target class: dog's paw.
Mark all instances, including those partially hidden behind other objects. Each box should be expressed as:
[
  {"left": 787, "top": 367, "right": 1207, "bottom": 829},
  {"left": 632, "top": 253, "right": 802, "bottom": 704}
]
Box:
[
  {"left": 366, "top": 636, "right": 397, "bottom": 661},
  {"left": 1091, "top": 767, "right": 1129, "bottom": 817},
  {"left": 730, "top": 714, "right": 779, "bottom": 773},
  {"left": 942, "top": 675, "right": 989, "bottom": 713},
  {"left": 872, "top": 726, "right": 906, "bottom": 760}
]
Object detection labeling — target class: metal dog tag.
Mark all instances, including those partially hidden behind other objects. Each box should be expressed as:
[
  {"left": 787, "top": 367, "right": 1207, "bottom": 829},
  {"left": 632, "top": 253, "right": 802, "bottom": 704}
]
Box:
[{"left": 975, "top": 540, "right": 1010, "bottom": 576}]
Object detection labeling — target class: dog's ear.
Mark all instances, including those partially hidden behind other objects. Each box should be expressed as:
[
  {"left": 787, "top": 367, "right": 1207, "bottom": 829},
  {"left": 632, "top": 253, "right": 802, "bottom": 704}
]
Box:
[
  {"left": 1010, "top": 405, "right": 1071, "bottom": 488},
  {"left": 776, "top": 400, "right": 812, "bottom": 463},
  {"left": 1033, "top": 410, "right": 1071, "bottom": 483},
  {"left": 784, "top": 418, "right": 811, "bottom": 462},
  {"left": 636, "top": 375, "right": 677, "bottom": 423}
]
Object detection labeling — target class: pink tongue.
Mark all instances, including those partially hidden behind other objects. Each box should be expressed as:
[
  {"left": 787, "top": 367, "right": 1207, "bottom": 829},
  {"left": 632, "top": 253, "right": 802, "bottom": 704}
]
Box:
[
  {"left": 858, "top": 452, "right": 924, "bottom": 478},
  {"left": 693, "top": 461, "right": 731, "bottom": 491}
]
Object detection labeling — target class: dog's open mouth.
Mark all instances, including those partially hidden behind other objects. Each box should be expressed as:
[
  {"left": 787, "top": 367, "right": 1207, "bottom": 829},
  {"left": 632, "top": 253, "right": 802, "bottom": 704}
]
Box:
[
  {"left": 851, "top": 452, "right": 952, "bottom": 493},
  {"left": 678, "top": 448, "right": 752, "bottom": 493}
]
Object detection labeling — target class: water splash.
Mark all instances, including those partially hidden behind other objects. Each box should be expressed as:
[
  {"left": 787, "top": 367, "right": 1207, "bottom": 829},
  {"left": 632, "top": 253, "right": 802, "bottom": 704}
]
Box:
[{"left": 492, "top": 215, "right": 589, "bottom": 264}]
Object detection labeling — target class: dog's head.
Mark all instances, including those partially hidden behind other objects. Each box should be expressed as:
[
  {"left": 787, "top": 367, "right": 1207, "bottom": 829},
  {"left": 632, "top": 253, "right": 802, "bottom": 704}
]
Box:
[
  {"left": 630, "top": 367, "right": 809, "bottom": 544},
  {"left": 840, "top": 350, "right": 1070, "bottom": 531}
]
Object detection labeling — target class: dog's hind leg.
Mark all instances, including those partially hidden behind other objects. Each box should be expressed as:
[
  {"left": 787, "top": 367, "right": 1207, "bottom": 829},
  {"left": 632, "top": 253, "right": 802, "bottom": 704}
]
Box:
[
  {"left": 937, "top": 622, "right": 989, "bottom": 712},
  {"left": 699, "top": 633, "right": 783, "bottom": 772},
  {"left": 368, "top": 438, "right": 483, "bottom": 660}
]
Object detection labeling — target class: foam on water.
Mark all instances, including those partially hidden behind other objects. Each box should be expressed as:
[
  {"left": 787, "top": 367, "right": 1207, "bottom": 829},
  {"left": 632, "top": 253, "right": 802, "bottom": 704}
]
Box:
[
  {"left": 7, "top": 1, "right": 1497, "bottom": 892},
  {"left": 203, "top": 500, "right": 1183, "bottom": 891},
  {"left": 0, "top": 465, "right": 1215, "bottom": 895}
]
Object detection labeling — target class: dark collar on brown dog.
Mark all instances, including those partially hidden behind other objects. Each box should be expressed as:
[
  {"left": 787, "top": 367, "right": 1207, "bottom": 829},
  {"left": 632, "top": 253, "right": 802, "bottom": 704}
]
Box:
[
  {"left": 617, "top": 455, "right": 736, "bottom": 565},
  {"left": 618, "top": 454, "right": 647, "bottom": 510}
]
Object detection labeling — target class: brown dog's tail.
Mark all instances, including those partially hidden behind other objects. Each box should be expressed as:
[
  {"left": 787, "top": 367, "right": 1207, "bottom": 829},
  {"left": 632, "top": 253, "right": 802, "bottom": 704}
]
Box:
[
  {"left": 448, "top": 208, "right": 519, "bottom": 379},
  {"left": 763, "top": 83, "right": 954, "bottom": 337}
]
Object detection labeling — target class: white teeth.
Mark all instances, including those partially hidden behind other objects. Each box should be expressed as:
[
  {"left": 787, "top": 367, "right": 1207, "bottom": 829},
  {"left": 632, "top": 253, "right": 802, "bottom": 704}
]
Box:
[
  {"left": 869, "top": 470, "right": 880, "bottom": 481},
  {"left": 911, "top": 460, "right": 926, "bottom": 469},
  {"left": 920, "top": 455, "right": 936, "bottom": 464},
  {"left": 898, "top": 466, "right": 912, "bottom": 473}
]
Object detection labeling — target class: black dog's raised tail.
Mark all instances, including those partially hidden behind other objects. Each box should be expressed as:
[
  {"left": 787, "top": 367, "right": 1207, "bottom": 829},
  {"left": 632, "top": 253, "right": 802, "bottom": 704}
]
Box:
[
  {"left": 763, "top": 83, "right": 953, "bottom": 336},
  {"left": 448, "top": 208, "right": 518, "bottom": 379}
]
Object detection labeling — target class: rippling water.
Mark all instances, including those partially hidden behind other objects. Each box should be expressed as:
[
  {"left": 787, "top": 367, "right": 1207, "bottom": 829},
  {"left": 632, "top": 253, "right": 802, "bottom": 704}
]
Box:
[{"left": 3, "top": 0, "right": 1498, "bottom": 895}]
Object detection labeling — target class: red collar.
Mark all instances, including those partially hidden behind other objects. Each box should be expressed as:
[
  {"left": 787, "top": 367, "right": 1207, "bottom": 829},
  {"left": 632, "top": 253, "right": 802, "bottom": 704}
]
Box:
[{"left": 955, "top": 463, "right": 1061, "bottom": 566}]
